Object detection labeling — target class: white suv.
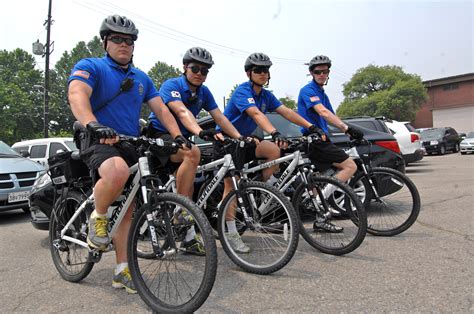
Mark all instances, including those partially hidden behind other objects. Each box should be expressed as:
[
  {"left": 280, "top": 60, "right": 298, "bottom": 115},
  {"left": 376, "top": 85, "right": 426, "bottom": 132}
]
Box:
[
  {"left": 384, "top": 120, "right": 424, "bottom": 165},
  {"left": 11, "top": 138, "right": 77, "bottom": 168}
]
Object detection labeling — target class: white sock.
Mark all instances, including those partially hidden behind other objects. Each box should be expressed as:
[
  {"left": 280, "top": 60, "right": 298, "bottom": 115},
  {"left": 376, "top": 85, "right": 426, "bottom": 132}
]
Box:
[
  {"left": 91, "top": 210, "right": 106, "bottom": 218},
  {"left": 266, "top": 175, "right": 278, "bottom": 186},
  {"left": 226, "top": 220, "right": 238, "bottom": 234},
  {"left": 185, "top": 226, "right": 196, "bottom": 242},
  {"left": 115, "top": 262, "right": 128, "bottom": 275}
]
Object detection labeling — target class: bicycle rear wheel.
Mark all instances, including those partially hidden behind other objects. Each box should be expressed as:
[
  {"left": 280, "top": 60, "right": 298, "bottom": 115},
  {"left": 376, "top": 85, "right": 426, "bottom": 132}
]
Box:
[
  {"left": 49, "top": 189, "right": 94, "bottom": 282},
  {"left": 293, "top": 175, "right": 367, "bottom": 255},
  {"left": 218, "top": 181, "right": 299, "bottom": 275},
  {"left": 128, "top": 192, "right": 217, "bottom": 313},
  {"left": 350, "top": 167, "right": 421, "bottom": 236}
]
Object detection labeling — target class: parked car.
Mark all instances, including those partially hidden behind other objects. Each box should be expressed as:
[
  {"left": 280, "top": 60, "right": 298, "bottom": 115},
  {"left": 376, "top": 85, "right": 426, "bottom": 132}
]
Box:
[
  {"left": 420, "top": 127, "right": 460, "bottom": 155},
  {"left": 0, "top": 140, "right": 44, "bottom": 214},
  {"left": 460, "top": 132, "right": 474, "bottom": 155},
  {"left": 12, "top": 137, "right": 77, "bottom": 167},
  {"left": 194, "top": 113, "right": 405, "bottom": 173},
  {"left": 384, "top": 120, "right": 424, "bottom": 165},
  {"left": 28, "top": 139, "right": 80, "bottom": 230}
]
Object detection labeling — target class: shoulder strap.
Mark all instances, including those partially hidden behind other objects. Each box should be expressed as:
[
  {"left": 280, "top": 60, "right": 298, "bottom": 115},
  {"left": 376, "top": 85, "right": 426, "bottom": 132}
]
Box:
[{"left": 93, "top": 78, "right": 134, "bottom": 114}]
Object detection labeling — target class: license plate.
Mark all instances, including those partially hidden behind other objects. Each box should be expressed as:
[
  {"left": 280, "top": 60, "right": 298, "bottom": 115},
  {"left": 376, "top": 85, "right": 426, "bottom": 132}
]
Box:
[{"left": 8, "top": 191, "right": 30, "bottom": 203}]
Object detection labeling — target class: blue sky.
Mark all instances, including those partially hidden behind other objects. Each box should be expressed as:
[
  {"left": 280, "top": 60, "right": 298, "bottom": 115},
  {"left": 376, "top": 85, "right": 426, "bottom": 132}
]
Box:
[{"left": 1, "top": 0, "right": 472, "bottom": 110}]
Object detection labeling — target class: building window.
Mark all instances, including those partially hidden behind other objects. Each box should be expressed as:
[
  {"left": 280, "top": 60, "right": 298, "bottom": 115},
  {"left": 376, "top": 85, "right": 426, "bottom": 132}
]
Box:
[{"left": 443, "top": 83, "right": 459, "bottom": 91}]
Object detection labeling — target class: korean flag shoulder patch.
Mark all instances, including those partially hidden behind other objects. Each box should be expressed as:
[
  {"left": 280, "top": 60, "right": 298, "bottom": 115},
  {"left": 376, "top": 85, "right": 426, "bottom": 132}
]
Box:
[
  {"left": 171, "top": 91, "right": 181, "bottom": 98},
  {"left": 247, "top": 97, "right": 255, "bottom": 104}
]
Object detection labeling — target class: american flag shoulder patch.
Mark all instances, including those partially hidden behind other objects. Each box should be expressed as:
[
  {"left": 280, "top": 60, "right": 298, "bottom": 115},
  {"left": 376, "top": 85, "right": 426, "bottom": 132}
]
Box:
[
  {"left": 72, "top": 70, "right": 90, "bottom": 79},
  {"left": 310, "top": 96, "right": 320, "bottom": 103}
]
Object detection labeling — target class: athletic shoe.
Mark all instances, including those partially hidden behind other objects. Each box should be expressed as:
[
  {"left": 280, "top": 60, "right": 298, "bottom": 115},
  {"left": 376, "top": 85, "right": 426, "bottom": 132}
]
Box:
[
  {"left": 112, "top": 267, "right": 137, "bottom": 294},
  {"left": 226, "top": 232, "right": 250, "bottom": 253}
]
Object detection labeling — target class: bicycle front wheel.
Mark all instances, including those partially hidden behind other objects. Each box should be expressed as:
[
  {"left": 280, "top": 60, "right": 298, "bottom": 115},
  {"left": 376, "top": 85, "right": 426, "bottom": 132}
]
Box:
[
  {"left": 293, "top": 175, "right": 367, "bottom": 255},
  {"left": 218, "top": 181, "right": 299, "bottom": 275},
  {"left": 128, "top": 192, "right": 217, "bottom": 313},
  {"left": 49, "top": 189, "right": 94, "bottom": 282},
  {"left": 351, "top": 167, "right": 421, "bottom": 236}
]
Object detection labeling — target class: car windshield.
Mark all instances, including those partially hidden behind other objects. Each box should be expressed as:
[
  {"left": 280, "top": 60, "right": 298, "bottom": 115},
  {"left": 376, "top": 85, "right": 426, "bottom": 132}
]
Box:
[
  {"left": 0, "top": 141, "right": 21, "bottom": 156},
  {"left": 262, "top": 114, "right": 302, "bottom": 138},
  {"left": 420, "top": 129, "right": 443, "bottom": 139},
  {"left": 466, "top": 132, "right": 474, "bottom": 139}
]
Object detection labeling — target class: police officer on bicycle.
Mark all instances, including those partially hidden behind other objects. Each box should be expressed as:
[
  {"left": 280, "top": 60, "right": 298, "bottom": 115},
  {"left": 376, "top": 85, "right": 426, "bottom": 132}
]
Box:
[
  {"left": 68, "top": 14, "right": 185, "bottom": 293},
  {"left": 147, "top": 47, "right": 244, "bottom": 255},
  {"left": 297, "top": 55, "right": 364, "bottom": 232}
]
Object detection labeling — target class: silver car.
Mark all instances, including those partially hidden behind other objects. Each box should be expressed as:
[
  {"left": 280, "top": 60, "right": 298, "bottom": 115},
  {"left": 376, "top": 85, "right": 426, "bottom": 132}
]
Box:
[
  {"left": 0, "top": 140, "right": 44, "bottom": 213},
  {"left": 460, "top": 132, "right": 474, "bottom": 155}
]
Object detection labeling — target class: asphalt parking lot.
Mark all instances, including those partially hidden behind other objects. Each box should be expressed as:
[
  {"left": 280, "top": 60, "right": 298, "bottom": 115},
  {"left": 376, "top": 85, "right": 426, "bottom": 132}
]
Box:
[{"left": 0, "top": 152, "right": 472, "bottom": 312}]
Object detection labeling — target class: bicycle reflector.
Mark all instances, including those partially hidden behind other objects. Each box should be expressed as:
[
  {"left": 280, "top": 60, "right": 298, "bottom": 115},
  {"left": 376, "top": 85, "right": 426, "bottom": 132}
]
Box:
[{"left": 375, "top": 140, "right": 401, "bottom": 154}]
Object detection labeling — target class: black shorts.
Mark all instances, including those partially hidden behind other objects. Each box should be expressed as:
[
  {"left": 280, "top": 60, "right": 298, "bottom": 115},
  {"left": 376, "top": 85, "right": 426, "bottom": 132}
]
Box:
[
  {"left": 146, "top": 129, "right": 181, "bottom": 173},
  {"left": 308, "top": 140, "right": 349, "bottom": 170},
  {"left": 213, "top": 141, "right": 257, "bottom": 177},
  {"left": 80, "top": 142, "right": 139, "bottom": 180}
]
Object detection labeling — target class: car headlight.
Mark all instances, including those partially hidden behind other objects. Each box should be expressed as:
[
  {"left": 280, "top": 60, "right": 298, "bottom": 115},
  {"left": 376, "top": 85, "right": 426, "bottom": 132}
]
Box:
[
  {"left": 31, "top": 171, "right": 51, "bottom": 193},
  {"left": 430, "top": 140, "right": 439, "bottom": 145}
]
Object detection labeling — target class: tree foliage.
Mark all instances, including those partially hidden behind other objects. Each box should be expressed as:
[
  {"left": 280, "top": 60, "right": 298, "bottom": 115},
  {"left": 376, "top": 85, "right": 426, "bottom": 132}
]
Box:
[
  {"left": 336, "top": 65, "right": 427, "bottom": 121},
  {"left": 279, "top": 96, "right": 296, "bottom": 110},
  {"left": 49, "top": 36, "right": 104, "bottom": 135},
  {"left": 0, "top": 49, "right": 43, "bottom": 144}
]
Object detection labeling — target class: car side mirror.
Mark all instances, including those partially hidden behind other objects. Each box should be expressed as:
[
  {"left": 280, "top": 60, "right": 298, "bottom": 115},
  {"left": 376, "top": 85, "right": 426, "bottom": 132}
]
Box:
[{"left": 19, "top": 150, "right": 30, "bottom": 157}]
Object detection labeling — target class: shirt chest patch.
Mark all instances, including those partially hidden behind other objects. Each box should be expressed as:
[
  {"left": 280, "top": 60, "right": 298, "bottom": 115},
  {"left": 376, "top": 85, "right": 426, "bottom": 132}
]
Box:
[{"left": 138, "top": 83, "right": 144, "bottom": 96}]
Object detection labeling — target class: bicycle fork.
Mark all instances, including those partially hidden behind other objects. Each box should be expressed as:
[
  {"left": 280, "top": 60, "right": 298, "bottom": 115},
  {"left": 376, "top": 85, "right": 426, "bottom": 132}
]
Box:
[{"left": 139, "top": 155, "right": 177, "bottom": 258}]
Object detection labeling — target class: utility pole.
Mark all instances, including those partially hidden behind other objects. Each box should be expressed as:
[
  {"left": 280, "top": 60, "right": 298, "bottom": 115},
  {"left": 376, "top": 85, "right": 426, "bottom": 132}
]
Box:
[{"left": 43, "top": 0, "right": 52, "bottom": 138}]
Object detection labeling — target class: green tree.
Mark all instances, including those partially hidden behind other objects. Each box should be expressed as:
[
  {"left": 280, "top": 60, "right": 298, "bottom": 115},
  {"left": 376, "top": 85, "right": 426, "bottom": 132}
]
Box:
[
  {"left": 0, "top": 49, "right": 43, "bottom": 144},
  {"left": 336, "top": 65, "right": 427, "bottom": 121},
  {"left": 49, "top": 36, "right": 104, "bottom": 135},
  {"left": 279, "top": 96, "right": 296, "bottom": 110}
]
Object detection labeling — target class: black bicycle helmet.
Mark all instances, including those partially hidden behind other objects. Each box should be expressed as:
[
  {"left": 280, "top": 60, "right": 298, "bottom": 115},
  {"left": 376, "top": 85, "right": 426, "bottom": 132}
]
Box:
[
  {"left": 244, "top": 53, "right": 273, "bottom": 71},
  {"left": 182, "top": 47, "right": 214, "bottom": 68},
  {"left": 99, "top": 15, "right": 139, "bottom": 40},
  {"left": 308, "top": 55, "right": 332, "bottom": 70}
]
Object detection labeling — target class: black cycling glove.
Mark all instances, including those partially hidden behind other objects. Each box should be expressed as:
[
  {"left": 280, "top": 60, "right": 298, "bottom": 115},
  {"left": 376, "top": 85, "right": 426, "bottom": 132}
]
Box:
[
  {"left": 86, "top": 121, "right": 117, "bottom": 140},
  {"left": 271, "top": 131, "right": 287, "bottom": 146},
  {"left": 346, "top": 126, "right": 364, "bottom": 140},
  {"left": 174, "top": 135, "right": 192, "bottom": 149},
  {"left": 308, "top": 124, "right": 326, "bottom": 139},
  {"left": 199, "top": 128, "right": 218, "bottom": 141}
]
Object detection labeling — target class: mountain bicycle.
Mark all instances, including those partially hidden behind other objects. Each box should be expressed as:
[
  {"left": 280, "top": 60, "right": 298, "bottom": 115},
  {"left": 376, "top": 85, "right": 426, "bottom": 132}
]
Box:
[
  {"left": 48, "top": 135, "right": 217, "bottom": 313},
  {"left": 335, "top": 139, "right": 421, "bottom": 236},
  {"left": 165, "top": 137, "right": 300, "bottom": 275},
  {"left": 198, "top": 135, "right": 367, "bottom": 256}
]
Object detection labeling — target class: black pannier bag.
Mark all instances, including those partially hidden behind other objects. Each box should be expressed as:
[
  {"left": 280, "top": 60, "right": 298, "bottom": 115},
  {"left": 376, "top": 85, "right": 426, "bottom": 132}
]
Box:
[{"left": 47, "top": 151, "right": 89, "bottom": 185}]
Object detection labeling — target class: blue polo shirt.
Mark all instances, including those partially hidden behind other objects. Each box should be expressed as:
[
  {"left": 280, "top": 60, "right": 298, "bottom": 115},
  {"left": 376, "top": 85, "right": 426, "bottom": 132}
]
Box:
[
  {"left": 68, "top": 55, "right": 159, "bottom": 136},
  {"left": 221, "top": 81, "right": 281, "bottom": 136},
  {"left": 149, "top": 75, "right": 218, "bottom": 136},
  {"left": 297, "top": 80, "right": 335, "bottom": 133}
]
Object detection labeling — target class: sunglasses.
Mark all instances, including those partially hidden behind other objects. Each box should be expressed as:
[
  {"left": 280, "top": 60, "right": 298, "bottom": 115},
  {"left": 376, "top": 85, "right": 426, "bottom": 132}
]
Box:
[
  {"left": 312, "top": 69, "right": 330, "bottom": 75},
  {"left": 252, "top": 66, "right": 270, "bottom": 74},
  {"left": 109, "top": 36, "right": 134, "bottom": 46},
  {"left": 187, "top": 65, "right": 210, "bottom": 76}
]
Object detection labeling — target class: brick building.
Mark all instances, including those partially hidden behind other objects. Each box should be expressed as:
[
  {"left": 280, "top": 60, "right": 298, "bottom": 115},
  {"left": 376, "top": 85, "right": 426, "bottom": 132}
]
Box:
[{"left": 413, "top": 73, "right": 474, "bottom": 133}]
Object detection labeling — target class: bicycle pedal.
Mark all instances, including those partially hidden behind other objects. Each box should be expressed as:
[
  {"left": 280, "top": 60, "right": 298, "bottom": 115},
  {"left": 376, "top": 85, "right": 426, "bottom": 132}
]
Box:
[{"left": 88, "top": 250, "right": 103, "bottom": 263}]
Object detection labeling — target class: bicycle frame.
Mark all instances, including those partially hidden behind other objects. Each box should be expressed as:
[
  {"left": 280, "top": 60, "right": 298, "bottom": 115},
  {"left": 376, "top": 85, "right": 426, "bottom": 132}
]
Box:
[{"left": 59, "top": 163, "right": 142, "bottom": 250}]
